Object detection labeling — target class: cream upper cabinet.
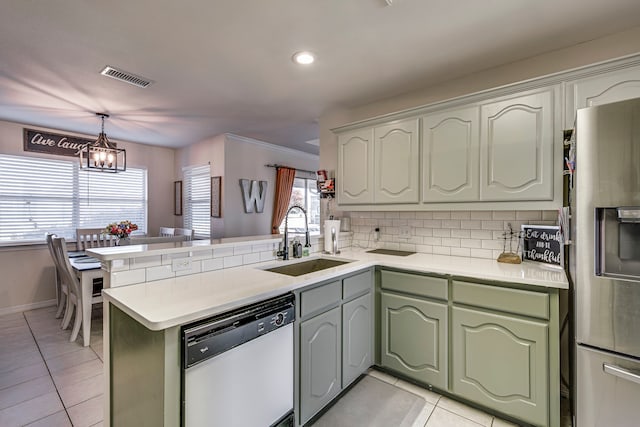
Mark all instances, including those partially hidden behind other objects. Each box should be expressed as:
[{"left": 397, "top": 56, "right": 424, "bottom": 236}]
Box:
[
  {"left": 566, "top": 64, "right": 640, "bottom": 128},
  {"left": 337, "top": 128, "right": 374, "bottom": 204},
  {"left": 421, "top": 107, "right": 480, "bottom": 202},
  {"left": 374, "top": 118, "right": 420, "bottom": 204},
  {"left": 479, "top": 87, "right": 558, "bottom": 201}
]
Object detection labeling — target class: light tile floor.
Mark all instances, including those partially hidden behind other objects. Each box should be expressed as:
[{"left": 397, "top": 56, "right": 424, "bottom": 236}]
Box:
[
  {"left": 2, "top": 306, "right": 572, "bottom": 427},
  {"left": 0, "top": 305, "right": 104, "bottom": 427}
]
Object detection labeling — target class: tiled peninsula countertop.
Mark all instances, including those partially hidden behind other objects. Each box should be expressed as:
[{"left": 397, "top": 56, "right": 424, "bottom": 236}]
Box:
[{"left": 102, "top": 247, "right": 568, "bottom": 331}]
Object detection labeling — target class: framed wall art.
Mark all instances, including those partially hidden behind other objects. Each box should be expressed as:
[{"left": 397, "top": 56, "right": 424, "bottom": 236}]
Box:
[
  {"left": 211, "top": 176, "right": 221, "bottom": 217},
  {"left": 174, "top": 181, "right": 183, "bottom": 216}
]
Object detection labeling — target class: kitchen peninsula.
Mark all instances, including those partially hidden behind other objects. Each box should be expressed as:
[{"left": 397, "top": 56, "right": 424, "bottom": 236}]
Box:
[{"left": 89, "top": 240, "right": 568, "bottom": 427}]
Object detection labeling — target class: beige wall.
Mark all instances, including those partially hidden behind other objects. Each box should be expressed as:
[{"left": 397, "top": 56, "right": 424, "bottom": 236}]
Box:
[
  {"left": 319, "top": 25, "right": 640, "bottom": 173},
  {"left": 176, "top": 134, "right": 319, "bottom": 238},
  {"left": 0, "top": 119, "right": 176, "bottom": 313}
]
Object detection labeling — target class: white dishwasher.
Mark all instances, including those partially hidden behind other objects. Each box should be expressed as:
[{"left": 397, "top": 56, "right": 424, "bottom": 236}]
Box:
[{"left": 182, "top": 293, "right": 295, "bottom": 427}]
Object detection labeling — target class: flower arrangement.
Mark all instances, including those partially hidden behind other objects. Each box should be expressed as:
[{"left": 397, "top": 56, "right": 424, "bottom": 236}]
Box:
[{"left": 105, "top": 220, "right": 138, "bottom": 238}]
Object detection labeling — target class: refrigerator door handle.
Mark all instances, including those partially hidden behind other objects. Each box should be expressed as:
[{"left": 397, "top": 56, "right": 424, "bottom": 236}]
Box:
[{"left": 603, "top": 363, "right": 640, "bottom": 385}]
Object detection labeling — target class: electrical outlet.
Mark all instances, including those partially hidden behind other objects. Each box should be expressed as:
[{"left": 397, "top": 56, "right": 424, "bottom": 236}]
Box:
[
  {"left": 172, "top": 257, "right": 192, "bottom": 272},
  {"left": 399, "top": 226, "right": 411, "bottom": 239}
]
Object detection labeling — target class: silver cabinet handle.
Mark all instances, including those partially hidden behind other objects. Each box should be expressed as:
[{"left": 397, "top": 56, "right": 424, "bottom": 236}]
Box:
[{"left": 603, "top": 363, "right": 640, "bottom": 385}]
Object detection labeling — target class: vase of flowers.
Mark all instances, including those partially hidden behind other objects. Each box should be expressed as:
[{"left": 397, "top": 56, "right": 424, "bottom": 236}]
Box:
[{"left": 105, "top": 220, "right": 138, "bottom": 245}]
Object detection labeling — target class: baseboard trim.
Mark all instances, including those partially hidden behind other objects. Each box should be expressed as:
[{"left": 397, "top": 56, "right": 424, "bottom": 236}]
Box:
[{"left": 0, "top": 299, "right": 57, "bottom": 317}]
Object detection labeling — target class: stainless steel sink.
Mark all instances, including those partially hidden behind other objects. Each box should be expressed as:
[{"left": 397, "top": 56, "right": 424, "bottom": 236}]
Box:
[
  {"left": 265, "top": 258, "right": 352, "bottom": 277},
  {"left": 366, "top": 249, "right": 416, "bottom": 256}
]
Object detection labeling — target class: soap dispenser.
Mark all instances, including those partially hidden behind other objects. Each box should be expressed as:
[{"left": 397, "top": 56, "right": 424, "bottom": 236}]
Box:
[{"left": 292, "top": 237, "right": 303, "bottom": 258}]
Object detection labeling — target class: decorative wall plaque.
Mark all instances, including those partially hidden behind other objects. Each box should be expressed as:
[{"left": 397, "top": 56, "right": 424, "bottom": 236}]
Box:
[
  {"left": 240, "top": 179, "right": 267, "bottom": 213},
  {"left": 23, "top": 128, "right": 112, "bottom": 157}
]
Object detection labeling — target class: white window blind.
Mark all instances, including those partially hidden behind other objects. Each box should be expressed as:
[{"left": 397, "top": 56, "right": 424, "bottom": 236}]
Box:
[
  {"left": 183, "top": 164, "right": 210, "bottom": 238},
  {"left": 0, "top": 154, "right": 147, "bottom": 245}
]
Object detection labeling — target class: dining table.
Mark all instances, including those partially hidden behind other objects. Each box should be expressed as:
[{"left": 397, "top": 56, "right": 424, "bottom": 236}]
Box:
[{"left": 68, "top": 252, "right": 103, "bottom": 347}]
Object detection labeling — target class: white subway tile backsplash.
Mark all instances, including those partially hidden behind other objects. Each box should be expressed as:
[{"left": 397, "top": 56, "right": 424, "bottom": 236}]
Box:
[
  {"left": 392, "top": 219, "right": 408, "bottom": 227},
  {"left": 415, "top": 212, "right": 434, "bottom": 219},
  {"left": 460, "top": 239, "right": 482, "bottom": 249},
  {"left": 481, "top": 220, "right": 504, "bottom": 230},
  {"left": 260, "top": 251, "right": 277, "bottom": 262},
  {"left": 242, "top": 253, "right": 261, "bottom": 265},
  {"left": 482, "top": 240, "right": 503, "bottom": 250},
  {"left": 423, "top": 220, "right": 442, "bottom": 228},
  {"left": 451, "top": 229, "right": 470, "bottom": 239},
  {"left": 131, "top": 255, "right": 162, "bottom": 269},
  {"left": 441, "top": 238, "right": 461, "bottom": 247},
  {"left": 371, "top": 212, "right": 386, "bottom": 219},
  {"left": 252, "top": 244, "right": 271, "bottom": 253},
  {"left": 469, "top": 211, "right": 492, "bottom": 220},
  {"left": 202, "top": 258, "right": 224, "bottom": 272},
  {"left": 111, "top": 269, "right": 146, "bottom": 287},
  {"left": 175, "top": 260, "right": 202, "bottom": 277},
  {"left": 470, "top": 248, "right": 493, "bottom": 259},
  {"left": 408, "top": 220, "right": 424, "bottom": 228},
  {"left": 399, "top": 243, "right": 417, "bottom": 252},
  {"left": 542, "top": 210, "right": 558, "bottom": 221},
  {"left": 470, "top": 230, "right": 493, "bottom": 239},
  {"left": 451, "top": 211, "right": 470, "bottom": 220},
  {"left": 233, "top": 245, "right": 252, "bottom": 255},
  {"left": 223, "top": 255, "right": 243, "bottom": 269},
  {"left": 492, "top": 211, "right": 516, "bottom": 220},
  {"left": 441, "top": 220, "right": 461, "bottom": 229},
  {"left": 415, "top": 244, "right": 433, "bottom": 253},
  {"left": 451, "top": 247, "right": 471, "bottom": 257},
  {"left": 191, "top": 250, "right": 213, "bottom": 261},
  {"left": 460, "top": 220, "right": 482, "bottom": 230},
  {"left": 213, "top": 247, "right": 234, "bottom": 258},
  {"left": 399, "top": 212, "right": 416, "bottom": 219},
  {"left": 433, "top": 246, "right": 451, "bottom": 255},
  {"left": 433, "top": 211, "right": 451, "bottom": 219},
  {"left": 424, "top": 237, "right": 442, "bottom": 246},
  {"left": 146, "top": 265, "right": 174, "bottom": 282},
  {"left": 516, "top": 210, "right": 542, "bottom": 220},
  {"left": 385, "top": 211, "right": 400, "bottom": 219},
  {"left": 416, "top": 228, "right": 433, "bottom": 237},
  {"left": 433, "top": 229, "right": 451, "bottom": 238}
]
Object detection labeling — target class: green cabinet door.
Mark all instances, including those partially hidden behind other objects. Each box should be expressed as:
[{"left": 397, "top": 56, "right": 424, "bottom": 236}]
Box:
[
  {"left": 452, "top": 306, "right": 549, "bottom": 427},
  {"left": 380, "top": 292, "right": 448, "bottom": 389},
  {"left": 299, "top": 306, "right": 342, "bottom": 425},
  {"left": 342, "top": 293, "right": 372, "bottom": 387}
]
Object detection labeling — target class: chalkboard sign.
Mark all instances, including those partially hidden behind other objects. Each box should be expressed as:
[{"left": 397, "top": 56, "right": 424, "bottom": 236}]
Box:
[{"left": 521, "top": 225, "right": 563, "bottom": 267}]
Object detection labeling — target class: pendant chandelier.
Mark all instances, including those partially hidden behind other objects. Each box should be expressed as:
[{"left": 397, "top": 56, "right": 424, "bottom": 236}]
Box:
[{"left": 79, "top": 113, "right": 126, "bottom": 172}]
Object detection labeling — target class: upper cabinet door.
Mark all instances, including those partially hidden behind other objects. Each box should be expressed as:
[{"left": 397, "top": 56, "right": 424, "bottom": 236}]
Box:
[
  {"left": 374, "top": 118, "right": 420, "bottom": 204},
  {"left": 337, "top": 129, "right": 374, "bottom": 204},
  {"left": 422, "top": 107, "right": 480, "bottom": 202},
  {"left": 480, "top": 88, "right": 557, "bottom": 201},
  {"left": 566, "top": 64, "right": 640, "bottom": 128}
]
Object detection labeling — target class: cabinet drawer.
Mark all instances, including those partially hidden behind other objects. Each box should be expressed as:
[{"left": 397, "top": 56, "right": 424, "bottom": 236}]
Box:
[
  {"left": 343, "top": 270, "right": 372, "bottom": 300},
  {"left": 300, "top": 281, "right": 341, "bottom": 317},
  {"left": 381, "top": 270, "right": 447, "bottom": 300},
  {"left": 452, "top": 280, "right": 549, "bottom": 320}
]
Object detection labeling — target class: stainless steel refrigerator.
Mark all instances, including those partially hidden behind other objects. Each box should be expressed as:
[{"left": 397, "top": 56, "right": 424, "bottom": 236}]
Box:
[{"left": 571, "top": 97, "right": 640, "bottom": 426}]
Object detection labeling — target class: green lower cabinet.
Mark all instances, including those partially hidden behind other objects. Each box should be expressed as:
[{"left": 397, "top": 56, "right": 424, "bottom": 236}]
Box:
[
  {"left": 342, "top": 293, "right": 372, "bottom": 387},
  {"left": 300, "top": 306, "right": 342, "bottom": 425},
  {"left": 380, "top": 292, "right": 448, "bottom": 389},
  {"left": 452, "top": 306, "right": 549, "bottom": 427}
]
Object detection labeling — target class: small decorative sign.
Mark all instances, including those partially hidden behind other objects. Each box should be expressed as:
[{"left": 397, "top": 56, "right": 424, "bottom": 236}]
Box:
[
  {"left": 521, "top": 225, "right": 563, "bottom": 266},
  {"left": 211, "top": 176, "right": 221, "bottom": 218},
  {"left": 23, "top": 128, "right": 94, "bottom": 157}
]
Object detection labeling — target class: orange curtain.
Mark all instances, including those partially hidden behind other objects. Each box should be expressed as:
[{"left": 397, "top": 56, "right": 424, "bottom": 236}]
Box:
[{"left": 271, "top": 167, "right": 296, "bottom": 234}]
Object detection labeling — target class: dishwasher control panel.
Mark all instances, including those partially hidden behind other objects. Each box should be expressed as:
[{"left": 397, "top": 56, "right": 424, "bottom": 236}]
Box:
[{"left": 182, "top": 293, "right": 295, "bottom": 369}]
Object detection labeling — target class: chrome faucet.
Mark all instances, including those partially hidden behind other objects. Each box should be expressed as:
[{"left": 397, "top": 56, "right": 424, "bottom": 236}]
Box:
[{"left": 277, "top": 205, "right": 311, "bottom": 260}]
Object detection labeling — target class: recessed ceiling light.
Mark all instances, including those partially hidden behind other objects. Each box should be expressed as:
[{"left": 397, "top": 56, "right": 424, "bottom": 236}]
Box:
[{"left": 292, "top": 51, "right": 315, "bottom": 65}]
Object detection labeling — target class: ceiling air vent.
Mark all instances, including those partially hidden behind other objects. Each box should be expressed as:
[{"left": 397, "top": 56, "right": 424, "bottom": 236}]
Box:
[{"left": 100, "top": 66, "right": 153, "bottom": 88}]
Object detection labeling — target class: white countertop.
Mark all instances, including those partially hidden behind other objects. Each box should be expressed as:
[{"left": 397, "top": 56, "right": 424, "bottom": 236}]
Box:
[{"left": 102, "top": 247, "right": 568, "bottom": 331}]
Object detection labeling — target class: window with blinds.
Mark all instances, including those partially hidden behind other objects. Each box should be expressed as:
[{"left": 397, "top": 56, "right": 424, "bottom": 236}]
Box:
[
  {"left": 0, "top": 154, "right": 147, "bottom": 245},
  {"left": 183, "top": 164, "right": 210, "bottom": 238}
]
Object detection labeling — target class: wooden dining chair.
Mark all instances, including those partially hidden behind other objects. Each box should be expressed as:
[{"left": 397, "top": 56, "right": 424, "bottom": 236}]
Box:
[
  {"left": 45, "top": 233, "right": 66, "bottom": 319},
  {"left": 51, "top": 237, "right": 82, "bottom": 341},
  {"left": 174, "top": 227, "right": 194, "bottom": 240},
  {"left": 76, "top": 227, "right": 116, "bottom": 251},
  {"left": 159, "top": 227, "right": 175, "bottom": 237}
]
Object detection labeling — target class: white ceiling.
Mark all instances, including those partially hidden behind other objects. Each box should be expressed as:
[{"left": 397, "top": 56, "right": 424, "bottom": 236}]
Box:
[{"left": 1, "top": 0, "right": 640, "bottom": 155}]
